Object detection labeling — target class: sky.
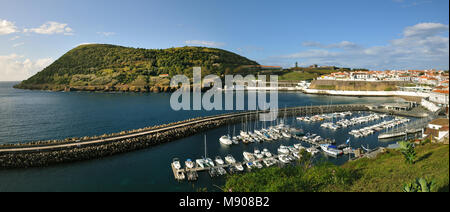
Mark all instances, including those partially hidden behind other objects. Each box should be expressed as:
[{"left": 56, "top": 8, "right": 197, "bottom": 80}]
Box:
[{"left": 0, "top": 0, "right": 448, "bottom": 81}]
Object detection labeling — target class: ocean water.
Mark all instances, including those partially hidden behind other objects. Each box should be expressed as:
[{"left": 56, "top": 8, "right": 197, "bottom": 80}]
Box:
[{"left": 0, "top": 81, "right": 405, "bottom": 192}]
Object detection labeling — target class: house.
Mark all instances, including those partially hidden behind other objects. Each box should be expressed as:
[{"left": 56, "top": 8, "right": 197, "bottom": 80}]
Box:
[
  {"left": 423, "top": 118, "right": 449, "bottom": 142},
  {"left": 429, "top": 89, "right": 449, "bottom": 105}
]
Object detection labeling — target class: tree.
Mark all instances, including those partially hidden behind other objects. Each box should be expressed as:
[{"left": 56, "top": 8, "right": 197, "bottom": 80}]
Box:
[
  {"left": 399, "top": 141, "right": 416, "bottom": 164},
  {"left": 295, "top": 62, "right": 298, "bottom": 68}
]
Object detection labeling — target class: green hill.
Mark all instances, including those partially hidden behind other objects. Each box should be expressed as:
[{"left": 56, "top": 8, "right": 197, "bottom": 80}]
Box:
[
  {"left": 14, "top": 44, "right": 259, "bottom": 92},
  {"left": 224, "top": 143, "right": 449, "bottom": 192}
]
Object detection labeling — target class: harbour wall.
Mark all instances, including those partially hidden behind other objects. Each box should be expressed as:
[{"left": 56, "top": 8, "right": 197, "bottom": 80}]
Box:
[
  {"left": 0, "top": 104, "right": 368, "bottom": 169},
  {"left": 303, "top": 89, "right": 430, "bottom": 98}
]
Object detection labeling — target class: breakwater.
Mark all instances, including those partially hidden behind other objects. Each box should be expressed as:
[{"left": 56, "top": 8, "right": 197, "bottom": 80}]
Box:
[{"left": 0, "top": 104, "right": 369, "bottom": 169}]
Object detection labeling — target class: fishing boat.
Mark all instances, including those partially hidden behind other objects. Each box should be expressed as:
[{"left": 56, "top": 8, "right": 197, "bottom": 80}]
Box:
[
  {"left": 225, "top": 155, "right": 236, "bottom": 164},
  {"left": 219, "top": 135, "right": 233, "bottom": 145},
  {"left": 215, "top": 156, "right": 225, "bottom": 165},
  {"left": 172, "top": 158, "right": 182, "bottom": 170},
  {"left": 185, "top": 159, "right": 195, "bottom": 169}
]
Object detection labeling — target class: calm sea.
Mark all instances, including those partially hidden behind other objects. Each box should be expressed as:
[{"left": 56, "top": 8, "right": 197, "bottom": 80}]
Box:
[{"left": 0, "top": 81, "right": 404, "bottom": 191}]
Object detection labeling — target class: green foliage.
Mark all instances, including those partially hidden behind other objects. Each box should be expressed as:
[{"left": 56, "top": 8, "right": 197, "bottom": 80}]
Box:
[
  {"left": 224, "top": 162, "right": 358, "bottom": 192},
  {"left": 399, "top": 141, "right": 417, "bottom": 164},
  {"left": 18, "top": 44, "right": 258, "bottom": 87},
  {"left": 403, "top": 178, "right": 437, "bottom": 192}
]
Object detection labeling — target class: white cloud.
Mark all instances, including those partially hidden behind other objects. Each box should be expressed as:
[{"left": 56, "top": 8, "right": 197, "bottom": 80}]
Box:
[
  {"left": 185, "top": 40, "right": 225, "bottom": 47},
  {"left": 403, "top": 22, "right": 448, "bottom": 38},
  {"left": 97, "top": 32, "right": 116, "bottom": 36},
  {"left": 0, "top": 54, "right": 53, "bottom": 81},
  {"left": 12, "top": 42, "right": 25, "bottom": 48},
  {"left": 10, "top": 35, "right": 20, "bottom": 40},
  {"left": 302, "top": 41, "right": 360, "bottom": 50},
  {"left": 0, "top": 19, "right": 18, "bottom": 35},
  {"left": 24, "top": 21, "right": 74, "bottom": 35},
  {"left": 273, "top": 22, "right": 449, "bottom": 70}
]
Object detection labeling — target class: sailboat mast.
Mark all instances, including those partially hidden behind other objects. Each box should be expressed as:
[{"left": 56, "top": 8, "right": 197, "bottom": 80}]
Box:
[{"left": 204, "top": 135, "right": 207, "bottom": 158}]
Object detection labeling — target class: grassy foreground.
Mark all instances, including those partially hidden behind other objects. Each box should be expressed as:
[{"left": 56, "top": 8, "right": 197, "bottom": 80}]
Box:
[{"left": 224, "top": 144, "right": 449, "bottom": 192}]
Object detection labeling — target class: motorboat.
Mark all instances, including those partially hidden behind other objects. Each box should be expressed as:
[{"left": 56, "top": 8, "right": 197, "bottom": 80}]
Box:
[
  {"left": 278, "top": 145, "right": 290, "bottom": 154},
  {"left": 235, "top": 163, "right": 244, "bottom": 172},
  {"left": 172, "top": 158, "right": 182, "bottom": 170},
  {"left": 225, "top": 155, "right": 236, "bottom": 164},
  {"left": 205, "top": 157, "right": 215, "bottom": 167},
  {"left": 243, "top": 152, "right": 255, "bottom": 161},
  {"left": 293, "top": 152, "right": 301, "bottom": 159},
  {"left": 254, "top": 149, "right": 264, "bottom": 159},
  {"left": 246, "top": 162, "right": 254, "bottom": 170},
  {"left": 215, "top": 156, "right": 225, "bottom": 165},
  {"left": 219, "top": 135, "right": 233, "bottom": 145},
  {"left": 185, "top": 159, "right": 195, "bottom": 169},
  {"left": 278, "top": 155, "right": 290, "bottom": 163},
  {"left": 294, "top": 143, "right": 305, "bottom": 150},
  {"left": 306, "top": 147, "right": 319, "bottom": 155},
  {"left": 320, "top": 144, "right": 343, "bottom": 156},
  {"left": 282, "top": 131, "right": 292, "bottom": 138},
  {"left": 196, "top": 158, "right": 206, "bottom": 168},
  {"left": 262, "top": 149, "right": 272, "bottom": 158},
  {"left": 254, "top": 161, "right": 263, "bottom": 169}
]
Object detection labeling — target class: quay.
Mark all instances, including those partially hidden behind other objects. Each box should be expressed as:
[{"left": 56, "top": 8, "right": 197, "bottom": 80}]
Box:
[{"left": 1, "top": 104, "right": 371, "bottom": 168}]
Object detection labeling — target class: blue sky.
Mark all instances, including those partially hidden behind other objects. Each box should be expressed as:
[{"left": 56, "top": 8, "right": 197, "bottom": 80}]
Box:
[{"left": 0, "top": 0, "right": 448, "bottom": 81}]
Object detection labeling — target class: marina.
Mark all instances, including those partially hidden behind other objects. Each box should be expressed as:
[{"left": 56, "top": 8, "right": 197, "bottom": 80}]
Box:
[{"left": 0, "top": 83, "right": 421, "bottom": 191}]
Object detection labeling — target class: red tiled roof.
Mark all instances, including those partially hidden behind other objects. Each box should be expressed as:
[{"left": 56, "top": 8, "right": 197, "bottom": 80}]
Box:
[{"left": 433, "top": 90, "right": 449, "bottom": 94}]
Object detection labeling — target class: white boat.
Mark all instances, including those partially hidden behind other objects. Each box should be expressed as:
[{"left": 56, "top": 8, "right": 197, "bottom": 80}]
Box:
[
  {"left": 243, "top": 152, "right": 255, "bottom": 161},
  {"left": 240, "top": 131, "right": 250, "bottom": 138},
  {"left": 278, "top": 155, "right": 290, "bottom": 163},
  {"left": 282, "top": 132, "right": 292, "bottom": 138},
  {"left": 254, "top": 161, "right": 263, "bottom": 169},
  {"left": 254, "top": 149, "right": 264, "bottom": 159},
  {"left": 278, "top": 145, "right": 290, "bottom": 154},
  {"left": 235, "top": 163, "right": 244, "bottom": 172},
  {"left": 320, "top": 144, "right": 343, "bottom": 156},
  {"left": 262, "top": 149, "right": 272, "bottom": 158},
  {"left": 293, "top": 152, "right": 301, "bottom": 159},
  {"left": 263, "top": 158, "right": 276, "bottom": 167},
  {"left": 205, "top": 157, "right": 215, "bottom": 167},
  {"left": 172, "top": 158, "right": 182, "bottom": 170},
  {"left": 246, "top": 162, "right": 254, "bottom": 170},
  {"left": 306, "top": 147, "right": 320, "bottom": 155},
  {"left": 196, "top": 159, "right": 206, "bottom": 168},
  {"left": 185, "top": 159, "right": 195, "bottom": 169},
  {"left": 231, "top": 136, "right": 239, "bottom": 145},
  {"left": 294, "top": 143, "right": 305, "bottom": 150},
  {"left": 225, "top": 155, "right": 236, "bottom": 164},
  {"left": 219, "top": 135, "right": 233, "bottom": 145},
  {"left": 215, "top": 156, "right": 225, "bottom": 165}
]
